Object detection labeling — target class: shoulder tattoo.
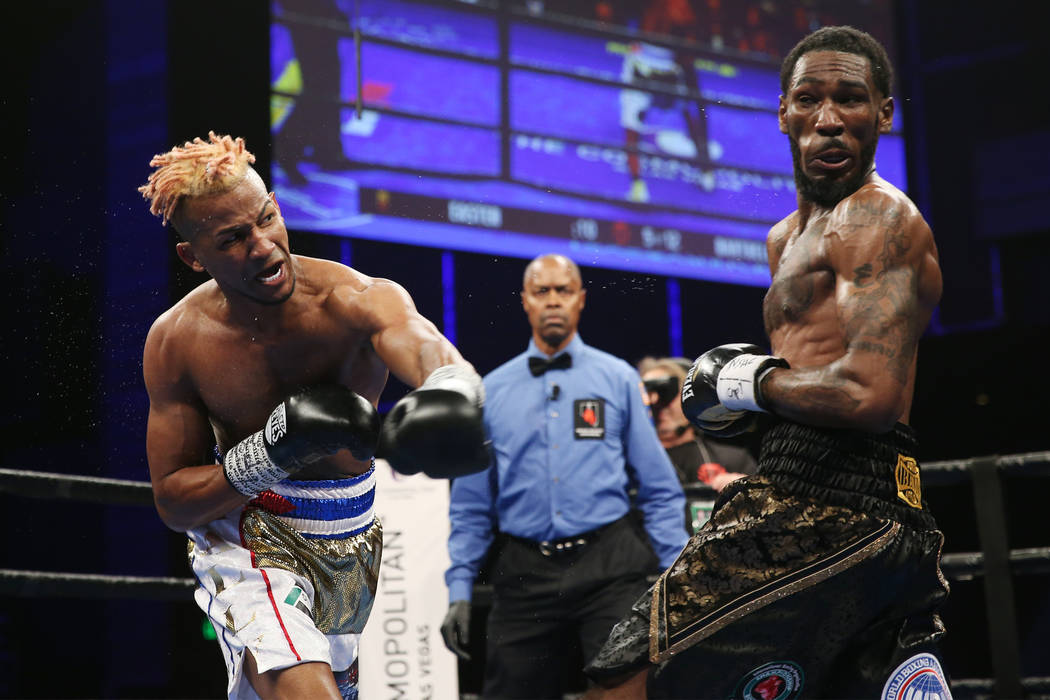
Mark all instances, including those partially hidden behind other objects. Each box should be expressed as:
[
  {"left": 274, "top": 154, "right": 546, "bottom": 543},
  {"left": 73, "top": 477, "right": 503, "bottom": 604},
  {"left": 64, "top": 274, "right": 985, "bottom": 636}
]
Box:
[{"left": 842, "top": 202, "right": 920, "bottom": 383}]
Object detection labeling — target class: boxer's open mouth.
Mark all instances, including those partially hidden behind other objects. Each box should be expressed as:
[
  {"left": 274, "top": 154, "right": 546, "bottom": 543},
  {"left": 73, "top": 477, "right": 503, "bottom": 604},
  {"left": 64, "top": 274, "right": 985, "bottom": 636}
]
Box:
[
  {"left": 256, "top": 261, "right": 285, "bottom": 285},
  {"left": 811, "top": 149, "right": 852, "bottom": 173}
]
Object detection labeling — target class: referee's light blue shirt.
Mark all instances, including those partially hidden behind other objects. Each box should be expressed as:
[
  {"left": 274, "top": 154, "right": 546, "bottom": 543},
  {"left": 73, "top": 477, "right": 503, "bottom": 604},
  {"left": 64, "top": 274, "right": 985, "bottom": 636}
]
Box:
[{"left": 446, "top": 334, "right": 688, "bottom": 603}]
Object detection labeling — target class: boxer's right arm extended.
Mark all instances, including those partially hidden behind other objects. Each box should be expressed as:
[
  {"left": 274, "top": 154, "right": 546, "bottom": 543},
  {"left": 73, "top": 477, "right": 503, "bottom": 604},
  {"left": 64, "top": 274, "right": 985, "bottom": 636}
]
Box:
[{"left": 344, "top": 279, "right": 490, "bottom": 478}]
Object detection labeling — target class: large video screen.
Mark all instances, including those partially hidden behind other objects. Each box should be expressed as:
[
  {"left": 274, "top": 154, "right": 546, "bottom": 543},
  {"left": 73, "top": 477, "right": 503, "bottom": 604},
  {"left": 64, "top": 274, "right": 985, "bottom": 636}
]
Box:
[{"left": 271, "top": 0, "right": 905, "bottom": 287}]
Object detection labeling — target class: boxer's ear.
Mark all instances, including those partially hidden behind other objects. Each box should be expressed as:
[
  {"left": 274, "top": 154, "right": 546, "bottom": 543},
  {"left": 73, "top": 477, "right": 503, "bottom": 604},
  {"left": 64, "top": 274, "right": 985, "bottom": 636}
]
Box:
[
  {"left": 878, "top": 95, "right": 894, "bottom": 134},
  {"left": 176, "top": 242, "right": 207, "bottom": 273}
]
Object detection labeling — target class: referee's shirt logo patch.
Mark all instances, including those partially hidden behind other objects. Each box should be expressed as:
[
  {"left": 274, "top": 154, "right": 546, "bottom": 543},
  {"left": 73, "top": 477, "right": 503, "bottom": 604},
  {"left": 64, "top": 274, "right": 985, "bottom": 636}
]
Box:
[{"left": 574, "top": 399, "right": 605, "bottom": 439}]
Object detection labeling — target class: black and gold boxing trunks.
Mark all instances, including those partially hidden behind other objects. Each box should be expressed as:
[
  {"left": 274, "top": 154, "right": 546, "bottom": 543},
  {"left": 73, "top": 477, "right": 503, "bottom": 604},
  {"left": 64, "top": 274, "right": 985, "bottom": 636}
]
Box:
[{"left": 585, "top": 420, "right": 952, "bottom": 699}]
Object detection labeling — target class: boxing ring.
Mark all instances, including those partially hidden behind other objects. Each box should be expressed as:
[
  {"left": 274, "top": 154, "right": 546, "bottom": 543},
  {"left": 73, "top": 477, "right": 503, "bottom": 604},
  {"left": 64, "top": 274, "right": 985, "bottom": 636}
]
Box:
[{"left": 3, "top": 454, "right": 1049, "bottom": 698}]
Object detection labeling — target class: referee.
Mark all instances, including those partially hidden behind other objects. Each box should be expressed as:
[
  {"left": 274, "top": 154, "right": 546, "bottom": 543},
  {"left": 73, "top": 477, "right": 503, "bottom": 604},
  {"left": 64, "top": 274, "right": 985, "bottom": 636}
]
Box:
[{"left": 441, "top": 254, "right": 688, "bottom": 699}]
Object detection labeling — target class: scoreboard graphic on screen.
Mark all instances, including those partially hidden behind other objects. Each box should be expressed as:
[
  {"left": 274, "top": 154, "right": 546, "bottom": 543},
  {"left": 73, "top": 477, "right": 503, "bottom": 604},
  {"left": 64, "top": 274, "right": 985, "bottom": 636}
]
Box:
[{"left": 270, "top": 0, "right": 906, "bottom": 287}]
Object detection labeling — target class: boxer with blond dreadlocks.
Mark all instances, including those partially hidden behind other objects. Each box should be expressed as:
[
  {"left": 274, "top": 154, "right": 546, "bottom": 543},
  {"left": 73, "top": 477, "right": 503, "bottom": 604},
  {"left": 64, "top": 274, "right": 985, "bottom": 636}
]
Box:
[{"left": 141, "top": 132, "right": 490, "bottom": 699}]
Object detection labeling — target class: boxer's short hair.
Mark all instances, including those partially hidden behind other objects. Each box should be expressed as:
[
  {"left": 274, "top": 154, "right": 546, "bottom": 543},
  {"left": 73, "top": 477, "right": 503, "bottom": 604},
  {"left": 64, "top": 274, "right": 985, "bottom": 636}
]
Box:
[
  {"left": 780, "top": 25, "right": 894, "bottom": 99},
  {"left": 139, "top": 131, "right": 256, "bottom": 227}
]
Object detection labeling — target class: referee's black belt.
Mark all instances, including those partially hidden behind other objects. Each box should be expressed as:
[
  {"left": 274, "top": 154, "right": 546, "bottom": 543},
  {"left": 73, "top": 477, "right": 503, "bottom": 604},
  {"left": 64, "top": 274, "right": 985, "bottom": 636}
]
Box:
[{"left": 506, "top": 515, "right": 627, "bottom": 557}]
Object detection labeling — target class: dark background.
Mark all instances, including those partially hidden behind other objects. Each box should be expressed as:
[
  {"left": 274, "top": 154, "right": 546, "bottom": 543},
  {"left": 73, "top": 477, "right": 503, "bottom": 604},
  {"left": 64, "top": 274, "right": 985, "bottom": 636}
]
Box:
[{"left": 2, "top": 0, "right": 1048, "bottom": 696}]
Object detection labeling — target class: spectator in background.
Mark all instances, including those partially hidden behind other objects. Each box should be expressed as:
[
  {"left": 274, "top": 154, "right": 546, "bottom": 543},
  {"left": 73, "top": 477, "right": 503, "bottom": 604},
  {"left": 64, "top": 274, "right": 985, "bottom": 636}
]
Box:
[
  {"left": 441, "top": 254, "right": 687, "bottom": 699},
  {"left": 638, "top": 356, "right": 758, "bottom": 491}
]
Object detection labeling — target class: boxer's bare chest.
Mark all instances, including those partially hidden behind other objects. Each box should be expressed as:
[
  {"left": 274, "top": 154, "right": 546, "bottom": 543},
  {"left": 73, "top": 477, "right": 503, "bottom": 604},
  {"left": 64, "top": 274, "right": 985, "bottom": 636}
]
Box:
[
  {"left": 188, "top": 308, "right": 384, "bottom": 446},
  {"left": 763, "top": 217, "right": 840, "bottom": 351}
]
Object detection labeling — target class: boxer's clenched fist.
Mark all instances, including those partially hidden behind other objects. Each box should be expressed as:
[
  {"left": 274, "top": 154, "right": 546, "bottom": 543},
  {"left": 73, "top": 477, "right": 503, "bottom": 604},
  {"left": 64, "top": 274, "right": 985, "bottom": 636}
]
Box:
[
  {"left": 222, "top": 385, "right": 380, "bottom": 495},
  {"left": 378, "top": 364, "right": 491, "bottom": 479},
  {"left": 681, "top": 343, "right": 788, "bottom": 437}
]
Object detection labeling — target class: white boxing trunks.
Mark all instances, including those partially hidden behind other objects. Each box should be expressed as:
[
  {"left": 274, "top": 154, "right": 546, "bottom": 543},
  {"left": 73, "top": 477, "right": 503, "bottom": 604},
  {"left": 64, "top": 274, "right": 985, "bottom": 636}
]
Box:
[{"left": 188, "top": 467, "right": 382, "bottom": 700}]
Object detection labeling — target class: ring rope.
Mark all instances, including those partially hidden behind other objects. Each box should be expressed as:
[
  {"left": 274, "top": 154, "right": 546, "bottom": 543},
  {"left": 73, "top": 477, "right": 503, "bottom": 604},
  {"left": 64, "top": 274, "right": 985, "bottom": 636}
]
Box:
[
  {"left": 4, "top": 456, "right": 1049, "bottom": 695},
  {"left": 940, "top": 546, "right": 1050, "bottom": 580},
  {"left": 0, "top": 468, "right": 153, "bottom": 506},
  {"left": 922, "top": 450, "right": 1050, "bottom": 485},
  {"left": 2, "top": 543, "right": 1047, "bottom": 602},
  {"left": 0, "top": 568, "right": 194, "bottom": 600},
  {"left": 5, "top": 453, "right": 1048, "bottom": 506},
  {"left": 4, "top": 458, "right": 1049, "bottom": 586}
]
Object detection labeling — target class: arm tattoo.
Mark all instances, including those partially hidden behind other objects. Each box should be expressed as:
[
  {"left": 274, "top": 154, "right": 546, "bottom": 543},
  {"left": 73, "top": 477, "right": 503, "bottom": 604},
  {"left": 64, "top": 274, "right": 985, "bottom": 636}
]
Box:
[
  {"left": 853, "top": 263, "right": 873, "bottom": 287},
  {"left": 876, "top": 209, "right": 909, "bottom": 279},
  {"left": 852, "top": 340, "right": 896, "bottom": 358},
  {"left": 841, "top": 203, "right": 919, "bottom": 383},
  {"left": 782, "top": 382, "right": 862, "bottom": 416},
  {"left": 769, "top": 370, "right": 864, "bottom": 426}
]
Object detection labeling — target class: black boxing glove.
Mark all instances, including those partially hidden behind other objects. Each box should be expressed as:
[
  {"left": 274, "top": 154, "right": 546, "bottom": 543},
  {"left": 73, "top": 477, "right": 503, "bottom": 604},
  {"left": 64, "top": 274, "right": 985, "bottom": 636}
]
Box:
[
  {"left": 681, "top": 343, "right": 789, "bottom": 437},
  {"left": 378, "top": 364, "right": 491, "bottom": 479},
  {"left": 222, "top": 385, "right": 380, "bottom": 496}
]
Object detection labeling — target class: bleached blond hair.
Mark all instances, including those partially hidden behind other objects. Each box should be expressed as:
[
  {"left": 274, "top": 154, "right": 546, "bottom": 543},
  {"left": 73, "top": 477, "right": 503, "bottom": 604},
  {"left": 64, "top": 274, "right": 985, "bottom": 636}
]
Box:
[{"left": 138, "top": 131, "right": 257, "bottom": 226}]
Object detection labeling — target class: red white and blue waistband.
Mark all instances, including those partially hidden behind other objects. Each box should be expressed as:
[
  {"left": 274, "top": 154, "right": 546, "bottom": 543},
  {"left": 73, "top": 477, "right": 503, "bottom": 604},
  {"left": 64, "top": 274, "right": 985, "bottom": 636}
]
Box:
[{"left": 248, "top": 466, "right": 376, "bottom": 540}]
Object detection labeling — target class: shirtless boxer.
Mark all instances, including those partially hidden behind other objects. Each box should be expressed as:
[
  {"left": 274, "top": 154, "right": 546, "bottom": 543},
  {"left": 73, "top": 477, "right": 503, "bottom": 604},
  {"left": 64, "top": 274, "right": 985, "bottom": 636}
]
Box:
[
  {"left": 140, "top": 133, "right": 488, "bottom": 699},
  {"left": 586, "top": 27, "right": 952, "bottom": 698}
]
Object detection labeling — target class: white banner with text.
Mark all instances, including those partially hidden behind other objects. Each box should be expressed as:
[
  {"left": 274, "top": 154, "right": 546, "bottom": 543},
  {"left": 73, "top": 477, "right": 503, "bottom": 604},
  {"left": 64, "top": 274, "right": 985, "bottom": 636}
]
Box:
[{"left": 359, "top": 461, "right": 458, "bottom": 700}]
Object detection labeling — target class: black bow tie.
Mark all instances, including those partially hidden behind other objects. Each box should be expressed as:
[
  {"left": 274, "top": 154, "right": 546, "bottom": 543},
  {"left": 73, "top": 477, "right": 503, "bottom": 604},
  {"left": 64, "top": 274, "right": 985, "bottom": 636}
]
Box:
[{"left": 529, "top": 353, "right": 572, "bottom": 376}]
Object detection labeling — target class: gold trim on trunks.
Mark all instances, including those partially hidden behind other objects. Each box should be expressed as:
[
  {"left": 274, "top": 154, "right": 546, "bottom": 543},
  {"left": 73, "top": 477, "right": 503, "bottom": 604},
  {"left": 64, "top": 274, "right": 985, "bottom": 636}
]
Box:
[
  {"left": 240, "top": 507, "right": 383, "bottom": 635},
  {"left": 648, "top": 480, "right": 900, "bottom": 664}
]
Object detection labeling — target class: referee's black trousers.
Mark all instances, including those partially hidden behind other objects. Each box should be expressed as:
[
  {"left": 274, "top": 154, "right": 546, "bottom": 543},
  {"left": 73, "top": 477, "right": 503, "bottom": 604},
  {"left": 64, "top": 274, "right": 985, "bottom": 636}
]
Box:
[{"left": 482, "top": 514, "right": 660, "bottom": 700}]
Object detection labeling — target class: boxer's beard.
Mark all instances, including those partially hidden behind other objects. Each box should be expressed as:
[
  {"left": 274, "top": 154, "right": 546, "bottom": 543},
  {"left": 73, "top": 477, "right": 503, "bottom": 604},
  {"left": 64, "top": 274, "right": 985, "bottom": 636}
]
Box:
[{"left": 790, "top": 136, "right": 877, "bottom": 208}]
